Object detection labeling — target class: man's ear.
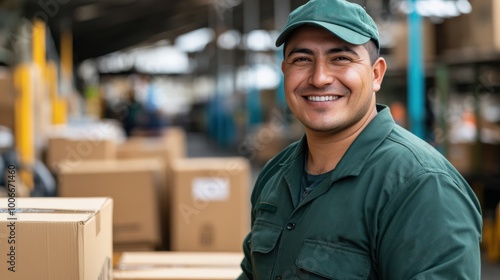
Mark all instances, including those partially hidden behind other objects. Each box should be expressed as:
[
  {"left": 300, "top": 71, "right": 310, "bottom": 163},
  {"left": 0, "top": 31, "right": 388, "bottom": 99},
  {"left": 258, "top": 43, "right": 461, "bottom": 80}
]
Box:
[{"left": 372, "top": 57, "right": 387, "bottom": 93}]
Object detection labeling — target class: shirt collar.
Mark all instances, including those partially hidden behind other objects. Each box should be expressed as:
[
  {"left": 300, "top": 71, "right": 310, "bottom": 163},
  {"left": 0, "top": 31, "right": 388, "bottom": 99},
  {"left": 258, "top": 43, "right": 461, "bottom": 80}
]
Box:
[{"left": 280, "top": 104, "right": 396, "bottom": 179}]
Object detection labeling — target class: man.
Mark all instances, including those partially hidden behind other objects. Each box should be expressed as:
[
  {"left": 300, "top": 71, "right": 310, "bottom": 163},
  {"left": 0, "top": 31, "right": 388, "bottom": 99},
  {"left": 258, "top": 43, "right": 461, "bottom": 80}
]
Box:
[{"left": 238, "top": 0, "right": 482, "bottom": 279}]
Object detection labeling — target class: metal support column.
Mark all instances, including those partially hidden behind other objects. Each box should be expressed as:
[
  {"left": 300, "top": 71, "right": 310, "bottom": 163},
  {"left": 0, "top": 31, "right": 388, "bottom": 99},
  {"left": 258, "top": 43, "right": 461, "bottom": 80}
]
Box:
[
  {"left": 407, "top": 0, "right": 425, "bottom": 139},
  {"left": 274, "top": 0, "right": 290, "bottom": 110},
  {"left": 244, "top": 0, "right": 261, "bottom": 127}
]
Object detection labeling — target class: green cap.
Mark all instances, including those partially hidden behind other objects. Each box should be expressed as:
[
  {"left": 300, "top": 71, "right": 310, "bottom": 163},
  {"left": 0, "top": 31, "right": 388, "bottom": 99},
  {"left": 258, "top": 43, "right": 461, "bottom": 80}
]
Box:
[{"left": 275, "top": 0, "right": 379, "bottom": 48}]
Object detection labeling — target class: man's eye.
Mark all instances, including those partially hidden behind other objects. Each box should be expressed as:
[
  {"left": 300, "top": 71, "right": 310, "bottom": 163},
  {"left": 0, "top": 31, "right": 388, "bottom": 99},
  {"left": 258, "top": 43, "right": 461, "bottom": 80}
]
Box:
[
  {"left": 292, "top": 57, "right": 310, "bottom": 63},
  {"left": 333, "top": 56, "right": 350, "bottom": 61}
]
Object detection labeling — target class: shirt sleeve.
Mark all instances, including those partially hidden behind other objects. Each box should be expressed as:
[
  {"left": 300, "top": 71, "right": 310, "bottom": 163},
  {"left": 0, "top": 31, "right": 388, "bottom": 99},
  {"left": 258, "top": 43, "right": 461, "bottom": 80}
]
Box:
[
  {"left": 377, "top": 171, "right": 482, "bottom": 279},
  {"left": 238, "top": 232, "right": 253, "bottom": 280}
]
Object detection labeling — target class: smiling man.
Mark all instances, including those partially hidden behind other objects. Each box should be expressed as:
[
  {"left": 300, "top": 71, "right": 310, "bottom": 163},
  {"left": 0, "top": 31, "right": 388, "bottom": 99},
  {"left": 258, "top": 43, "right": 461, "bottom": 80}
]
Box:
[{"left": 237, "top": 0, "right": 482, "bottom": 279}]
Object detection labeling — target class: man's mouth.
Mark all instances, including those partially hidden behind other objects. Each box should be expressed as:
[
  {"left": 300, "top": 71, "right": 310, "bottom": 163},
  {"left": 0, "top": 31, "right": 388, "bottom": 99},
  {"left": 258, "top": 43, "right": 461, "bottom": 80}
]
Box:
[{"left": 306, "top": 95, "right": 341, "bottom": 102}]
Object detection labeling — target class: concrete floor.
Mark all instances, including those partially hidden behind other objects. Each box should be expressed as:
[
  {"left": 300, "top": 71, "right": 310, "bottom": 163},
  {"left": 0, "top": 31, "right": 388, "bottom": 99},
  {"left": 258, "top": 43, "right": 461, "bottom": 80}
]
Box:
[{"left": 186, "top": 131, "right": 500, "bottom": 279}]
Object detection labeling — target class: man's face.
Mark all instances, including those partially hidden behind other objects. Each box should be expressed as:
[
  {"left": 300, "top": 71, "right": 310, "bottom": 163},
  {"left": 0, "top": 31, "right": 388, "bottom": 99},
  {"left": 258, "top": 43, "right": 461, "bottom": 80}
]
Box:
[{"left": 281, "top": 25, "right": 385, "bottom": 136}]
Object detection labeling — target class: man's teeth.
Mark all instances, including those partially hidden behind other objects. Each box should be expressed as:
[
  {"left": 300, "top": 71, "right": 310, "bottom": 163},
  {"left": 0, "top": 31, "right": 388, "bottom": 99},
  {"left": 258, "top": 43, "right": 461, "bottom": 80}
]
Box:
[{"left": 307, "top": 96, "right": 340, "bottom": 102}]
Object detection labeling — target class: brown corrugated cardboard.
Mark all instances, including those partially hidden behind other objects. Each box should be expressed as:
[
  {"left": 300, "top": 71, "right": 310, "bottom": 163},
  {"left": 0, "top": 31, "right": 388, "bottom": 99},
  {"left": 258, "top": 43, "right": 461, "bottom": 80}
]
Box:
[
  {"left": 163, "top": 127, "right": 186, "bottom": 160},
  {"left": 0, "top": 197, "right": 113, "bottom": 280},
  {"left": 117, "top": 127, "right": 186, "bottom": 250},
  {"left": 0, "top": 68, "right": 15, "bottom": 132},
  {"left": 439, "top": 0, "right": 500, "bottom": 55},
  {"left": 46, "top": 137, "right": 116, "bottom": 171},
  {"left": 57, "top": 159, "right": 164, "bottom": 247},
  {"left": 171, "top": 157, "right": 250, "bottom": 252},
  {"left": 0, "top": 67, "right": 14, "bottom": 107},
  {"left": 0, "top": 105, "right": 14, "bottom": 132},
  {"left": 113, "top": 243, "right": 159, "bottom": 253},
  {"left": 448, "top": 142, "right": 500, "bottom": 174},
  {"left": 119, "top": 126, "right": 186, "bottom": 162},
  {"left": 113, "top": 267, "right": 242, "bottom": 280},
  {"left": 128, "top": 127, "right": 186, "bottom": 160},
  {"left": 116, "top": 251, "right": 244, "bottom": 269},
  {"left": 392, "top": 18, "right": 435, "bottom": 68},
  {"left": 470, "top": 0, "right": 500, "bottom": 52},
  {"left": 116, "top": 136, "right": 173, "bottom": 187}
]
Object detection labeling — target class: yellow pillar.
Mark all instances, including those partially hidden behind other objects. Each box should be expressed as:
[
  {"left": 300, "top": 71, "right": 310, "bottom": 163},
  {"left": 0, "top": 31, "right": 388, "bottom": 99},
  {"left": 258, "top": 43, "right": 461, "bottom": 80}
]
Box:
[
  {"left": 61, "top": 29, "right": 73, "bottom": 83},
  {"left": 59, "top": 29, "right": 72, "bottom": 122},
  {"left": 47, "top": 61, "right": 67, "bottom": 124},
  {"left": 14, "top": 64, "right": 34, "bottom": 190},
  {"left": 33, "top": 20, "right": 46, "bottom": 78},
  {"left": 14, "top": 19, "right": 47, "bottom": 191}
]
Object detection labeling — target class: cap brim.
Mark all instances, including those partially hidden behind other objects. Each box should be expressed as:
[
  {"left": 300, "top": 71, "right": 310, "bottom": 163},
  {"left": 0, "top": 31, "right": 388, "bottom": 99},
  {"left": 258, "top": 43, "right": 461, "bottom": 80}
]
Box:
[{"left": 275, "top": 21, "right": 371, "bottom": 47}]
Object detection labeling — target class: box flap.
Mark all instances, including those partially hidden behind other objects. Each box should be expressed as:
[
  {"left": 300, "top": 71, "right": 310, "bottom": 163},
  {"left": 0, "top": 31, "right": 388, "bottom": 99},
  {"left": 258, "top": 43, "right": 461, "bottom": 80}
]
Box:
[
  {"left": 172, "top": 157, "right": 249, "bottom": 171},
  {"left": 117, "top": 252, "right": 243, "bottom": 269},
  {"left": 0, "top": 197, "right": 111, "bottom": 223},
  {"left": 58, "top": 158, "right": 163, "bottom": 174}
]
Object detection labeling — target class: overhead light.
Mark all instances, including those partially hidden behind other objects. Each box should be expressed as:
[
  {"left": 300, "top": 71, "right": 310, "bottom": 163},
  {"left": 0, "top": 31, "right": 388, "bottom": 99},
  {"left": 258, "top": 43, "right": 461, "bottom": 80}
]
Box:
[
  {"left": 399, "top": 0, "right": 471, "bottom": 19},
  {"left": 456, "top": 0, "right": 472, "bottom": 14},
  {"left": 236, "top": 64, "right": 280, "bottom": 91},
  {"left": 242, "top": 30, "right": 275, "bottom": 52},
  {"left": 217, "top": 30, "right": 241, "bottom": 50},
  {"left": 175, "top": 28, "right": 215, "bottom": 53},
  {"left": 134, "top": 46, "right": 190, "bottom": 74}
]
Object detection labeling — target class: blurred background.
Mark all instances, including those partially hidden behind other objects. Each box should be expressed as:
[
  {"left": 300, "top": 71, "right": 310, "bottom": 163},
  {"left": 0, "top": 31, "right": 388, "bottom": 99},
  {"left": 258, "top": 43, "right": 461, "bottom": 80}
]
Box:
[{"left": 0, "top": 0, "right": 499, "bottom": 278}]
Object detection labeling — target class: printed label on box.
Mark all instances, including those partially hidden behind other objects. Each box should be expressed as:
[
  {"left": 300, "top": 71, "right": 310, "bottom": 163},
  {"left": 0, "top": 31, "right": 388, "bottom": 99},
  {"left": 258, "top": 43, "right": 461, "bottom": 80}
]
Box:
[{"left": 192, "top": 177, "right": 229, "bottom": 201}]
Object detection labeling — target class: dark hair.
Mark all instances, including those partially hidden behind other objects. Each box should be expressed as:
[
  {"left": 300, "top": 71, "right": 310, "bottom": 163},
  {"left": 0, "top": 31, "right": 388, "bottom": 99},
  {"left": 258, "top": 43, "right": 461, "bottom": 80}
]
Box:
[
  {"left": 283, "top": 38, "right": 380, "bottom": 65},
  {"left": 364, "top": 39, "right": 380, "bottom": 65}
]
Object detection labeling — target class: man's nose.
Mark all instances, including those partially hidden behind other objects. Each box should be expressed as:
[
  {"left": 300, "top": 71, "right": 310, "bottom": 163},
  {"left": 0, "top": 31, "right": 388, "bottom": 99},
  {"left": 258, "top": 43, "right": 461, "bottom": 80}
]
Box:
[{"left": 309, "top": 61, "right": 334, "bottom": 88}]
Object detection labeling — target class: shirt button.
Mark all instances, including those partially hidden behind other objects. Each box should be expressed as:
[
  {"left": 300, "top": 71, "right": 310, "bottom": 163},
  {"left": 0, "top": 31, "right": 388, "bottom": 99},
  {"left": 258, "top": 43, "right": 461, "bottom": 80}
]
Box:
[{"left": 286, "top": 223, "right": 296, "bottom": 230}]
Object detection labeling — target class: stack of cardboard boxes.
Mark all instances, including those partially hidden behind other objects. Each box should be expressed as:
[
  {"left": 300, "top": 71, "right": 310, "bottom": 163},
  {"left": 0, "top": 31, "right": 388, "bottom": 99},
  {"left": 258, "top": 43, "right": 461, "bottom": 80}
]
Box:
[{"left": 42, "top": 125, "right": 249, "bottom": 279}]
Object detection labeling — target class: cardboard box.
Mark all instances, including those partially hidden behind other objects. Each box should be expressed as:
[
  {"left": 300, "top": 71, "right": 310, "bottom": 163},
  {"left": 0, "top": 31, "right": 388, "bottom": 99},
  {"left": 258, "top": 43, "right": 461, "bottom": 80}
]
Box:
[
  {"left": 0, "top": 67, "right": 14, "bottom": 107},
  {"left": 113, "top": 243, "right": 158, "bottom": 253},
  {"left": 0, "top": 105, "right": 14, "bottom": 132},
  {"left": 57, "top": 159, "right": 164, "bottom": 247},
  {"left": 470, "top": 0, "right": 500, "bottom": 52},
  {"left": 437, "top": 13, "right": 473, "bottom": 56},
  {"left": 116, "top": 251, "right": 244, "bottom": 269},
  {"left": 0, "top": 197, "right": 113, "bottom": 280},
  {"left": 117, "top": 129, "right": 186, "bottom": 250},
  {"left": 447, "top": 142, "right": 500, "bottom": 174},
  {"left": 117, "top": 127, "right": 187, "bottom": 189},
  {"left": 113, "top": 267, "right": 242, "bottom": 280},
  {"left": 163, "top": 127, "right": 187, "bottom": 160},
  {"left": 46, "top": 137, "right": 116, "bottom": 171},
  {"left": 122, "top": 127, "right": 186, "bottom": 160},
  {"left": 438, "top": 0, "right": 500, "bottom": 55},
  {"left": 0, "top": 68, "right": 15, "bottom": 132},
  {"left": 391, "top": 18, "right": 436, "bottom": 68},
  {"left": 171, "top": 157, "right": 250, "bottom": 252}
]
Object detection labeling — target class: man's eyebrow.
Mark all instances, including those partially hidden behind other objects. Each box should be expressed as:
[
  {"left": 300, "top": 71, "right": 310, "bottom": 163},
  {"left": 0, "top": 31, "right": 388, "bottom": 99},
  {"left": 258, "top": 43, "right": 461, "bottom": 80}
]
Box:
[
  {"left": 287, "top": 48, "right": 313, "bottom": 57},
  {"left": 287, "top": 45, "right": 359, "bottom": 58},
  {"left": 327, "top": 46, "right": 359, "bottom": 56}
]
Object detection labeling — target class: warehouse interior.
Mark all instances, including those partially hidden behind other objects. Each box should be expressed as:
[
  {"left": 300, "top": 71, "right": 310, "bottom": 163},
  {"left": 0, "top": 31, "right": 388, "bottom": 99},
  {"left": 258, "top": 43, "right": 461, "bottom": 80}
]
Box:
[{"left": 0, "top": 0, "right": 499, "bottom": 279}]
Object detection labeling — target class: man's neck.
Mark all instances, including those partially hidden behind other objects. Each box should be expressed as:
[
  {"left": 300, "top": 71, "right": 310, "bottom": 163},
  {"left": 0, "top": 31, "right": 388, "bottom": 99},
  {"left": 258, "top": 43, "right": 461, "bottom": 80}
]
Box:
[{"left": 305, "top": 107, "right": 378, "bottom": 175}]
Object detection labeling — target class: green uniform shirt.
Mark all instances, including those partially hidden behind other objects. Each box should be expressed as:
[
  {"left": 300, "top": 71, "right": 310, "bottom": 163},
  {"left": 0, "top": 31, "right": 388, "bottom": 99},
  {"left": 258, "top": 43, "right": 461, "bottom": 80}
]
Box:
[{"left": 238, "top": 104, "right": 482, "bottom": 280}]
